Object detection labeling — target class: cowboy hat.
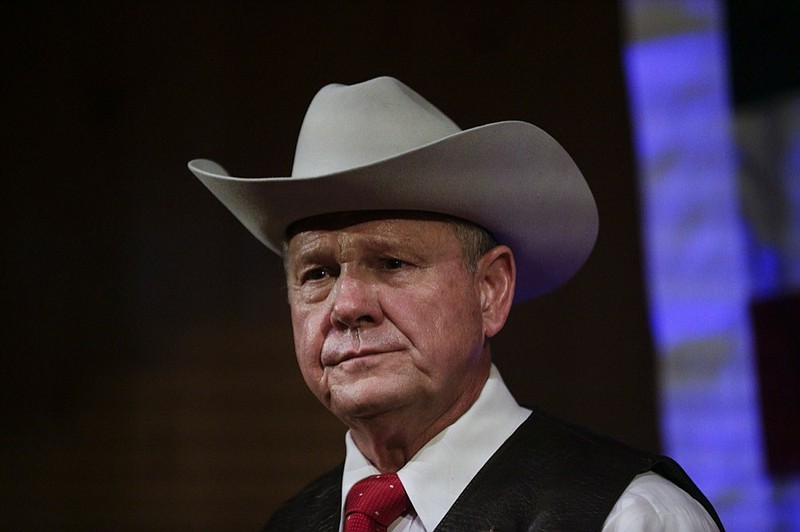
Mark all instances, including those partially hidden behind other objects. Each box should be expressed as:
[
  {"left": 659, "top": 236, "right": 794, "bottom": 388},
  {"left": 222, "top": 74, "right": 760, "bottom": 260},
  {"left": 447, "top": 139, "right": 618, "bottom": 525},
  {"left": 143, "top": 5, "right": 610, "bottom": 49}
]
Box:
[{"left": 188, "top": 76, "right": 598, "bottom": 302}]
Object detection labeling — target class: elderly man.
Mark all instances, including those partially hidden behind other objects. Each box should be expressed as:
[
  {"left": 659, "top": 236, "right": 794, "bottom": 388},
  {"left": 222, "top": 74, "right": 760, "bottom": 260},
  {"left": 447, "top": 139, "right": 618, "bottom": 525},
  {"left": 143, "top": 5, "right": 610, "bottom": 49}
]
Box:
[{"left": 190, "top": 77, "right": 723, "bottom": 531}]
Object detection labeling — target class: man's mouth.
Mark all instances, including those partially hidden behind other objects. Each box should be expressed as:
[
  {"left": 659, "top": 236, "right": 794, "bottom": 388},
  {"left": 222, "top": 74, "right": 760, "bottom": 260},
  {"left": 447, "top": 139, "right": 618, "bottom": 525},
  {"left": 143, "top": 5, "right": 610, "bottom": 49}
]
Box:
[
  {"left": 323, "top": 346, "right": 388, "bottom": 367},
  {"left": 320, "top": 325, "right": 407, "bottom": 367}
]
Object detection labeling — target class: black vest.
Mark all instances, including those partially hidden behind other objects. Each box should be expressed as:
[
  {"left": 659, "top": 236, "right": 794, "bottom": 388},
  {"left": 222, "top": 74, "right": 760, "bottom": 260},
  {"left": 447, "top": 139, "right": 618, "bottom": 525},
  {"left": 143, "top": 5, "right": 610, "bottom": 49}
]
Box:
[{"left": 264, "top": 409, "right": 724, "bottom": 531}]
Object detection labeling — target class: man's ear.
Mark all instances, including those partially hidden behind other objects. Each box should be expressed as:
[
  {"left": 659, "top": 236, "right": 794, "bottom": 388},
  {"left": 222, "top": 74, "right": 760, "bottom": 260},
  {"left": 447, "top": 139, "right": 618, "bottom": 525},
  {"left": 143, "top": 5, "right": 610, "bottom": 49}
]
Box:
[{"left": 476, "top": 245, "right": 516, "bottom": 338}]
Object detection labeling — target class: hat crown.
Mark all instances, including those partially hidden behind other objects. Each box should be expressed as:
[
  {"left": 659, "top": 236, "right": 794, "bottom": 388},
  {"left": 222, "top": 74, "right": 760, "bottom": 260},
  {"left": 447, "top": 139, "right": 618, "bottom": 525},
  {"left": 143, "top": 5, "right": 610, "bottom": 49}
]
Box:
[{"left": 291, "top": 77, "right": 461, "bottom": 177}]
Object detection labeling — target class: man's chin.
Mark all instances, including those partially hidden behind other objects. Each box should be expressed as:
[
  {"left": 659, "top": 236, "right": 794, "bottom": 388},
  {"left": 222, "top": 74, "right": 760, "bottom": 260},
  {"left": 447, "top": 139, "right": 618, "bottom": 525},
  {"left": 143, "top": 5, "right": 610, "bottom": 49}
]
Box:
[{"left": 328, "top": 384, "right": 409, "bottom": 422}]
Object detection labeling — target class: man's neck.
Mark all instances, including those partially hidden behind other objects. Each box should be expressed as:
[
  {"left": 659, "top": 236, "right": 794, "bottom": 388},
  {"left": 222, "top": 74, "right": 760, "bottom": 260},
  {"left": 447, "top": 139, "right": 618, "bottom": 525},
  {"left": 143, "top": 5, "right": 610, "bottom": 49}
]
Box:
[{"left": 347, "top": 364, "right": 491, "bottom": 472}]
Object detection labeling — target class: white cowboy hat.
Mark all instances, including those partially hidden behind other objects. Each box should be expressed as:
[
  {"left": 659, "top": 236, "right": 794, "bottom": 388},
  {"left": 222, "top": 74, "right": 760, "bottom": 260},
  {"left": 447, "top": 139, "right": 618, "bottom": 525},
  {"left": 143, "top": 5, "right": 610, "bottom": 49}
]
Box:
[{"left": 188, "top": 76, "right": 598, "bottom": 302}]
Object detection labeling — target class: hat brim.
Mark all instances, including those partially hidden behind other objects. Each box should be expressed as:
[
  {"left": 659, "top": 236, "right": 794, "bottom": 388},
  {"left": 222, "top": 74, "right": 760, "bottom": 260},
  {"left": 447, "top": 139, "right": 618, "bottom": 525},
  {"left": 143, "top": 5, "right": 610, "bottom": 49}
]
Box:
[{"left": 188, "top": 120, "right": 598, "bottom": 302}]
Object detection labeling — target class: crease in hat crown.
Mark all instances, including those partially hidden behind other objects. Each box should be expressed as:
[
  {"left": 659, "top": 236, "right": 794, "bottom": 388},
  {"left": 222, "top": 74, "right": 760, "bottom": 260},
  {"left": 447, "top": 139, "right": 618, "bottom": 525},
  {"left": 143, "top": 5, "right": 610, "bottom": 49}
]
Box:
[{"left": 292, "top": 77, "right": 463, "bottom": 177}]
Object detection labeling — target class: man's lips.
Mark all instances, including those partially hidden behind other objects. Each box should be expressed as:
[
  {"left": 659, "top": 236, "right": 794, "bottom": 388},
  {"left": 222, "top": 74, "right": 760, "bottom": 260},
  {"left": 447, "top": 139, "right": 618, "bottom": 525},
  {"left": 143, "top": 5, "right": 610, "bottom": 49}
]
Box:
[
  {"left": 326, "top": 349, "right": 384, "bottom": 366},
  {"left": 321, "top": 346, "right": 397, "bottom": 367},
  {"left": 320, "top": 334, "right": 404, "bottom": 367}
]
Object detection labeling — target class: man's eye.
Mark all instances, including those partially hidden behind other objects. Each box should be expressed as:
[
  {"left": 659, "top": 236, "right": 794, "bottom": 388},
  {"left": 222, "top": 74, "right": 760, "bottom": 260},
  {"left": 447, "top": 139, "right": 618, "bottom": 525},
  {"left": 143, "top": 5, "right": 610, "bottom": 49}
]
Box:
[
  {"left": 383, "top": 258, "right": 405, "bottom": 270},
  {"left": 302, "top": 267, "right": 331, "bottom": 282}
]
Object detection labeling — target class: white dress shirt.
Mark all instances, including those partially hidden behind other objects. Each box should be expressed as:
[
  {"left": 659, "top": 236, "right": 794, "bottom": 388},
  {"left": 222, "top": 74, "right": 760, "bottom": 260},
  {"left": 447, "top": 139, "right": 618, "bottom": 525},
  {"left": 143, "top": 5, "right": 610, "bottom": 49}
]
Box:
[{"left": 339, "top": 364, "right": 719, "bottom": 531}]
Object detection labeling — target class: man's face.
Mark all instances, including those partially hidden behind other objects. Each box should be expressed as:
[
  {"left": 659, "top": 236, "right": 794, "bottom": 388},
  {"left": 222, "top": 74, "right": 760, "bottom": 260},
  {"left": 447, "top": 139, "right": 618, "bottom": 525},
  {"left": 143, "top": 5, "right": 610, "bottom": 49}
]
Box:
[{"left": 284, "top": 215, "right": 491, "bottom": 428}]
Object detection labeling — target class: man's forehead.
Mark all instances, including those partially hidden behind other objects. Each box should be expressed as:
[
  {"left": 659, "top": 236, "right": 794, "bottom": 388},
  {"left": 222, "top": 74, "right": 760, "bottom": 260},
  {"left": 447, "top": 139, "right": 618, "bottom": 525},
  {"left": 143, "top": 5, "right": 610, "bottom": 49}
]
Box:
[
  {"left": 285, "top": 210, "right": 459, "bottom": 239},
  {"left": 283, "top": 211, "right": 469, "bottom": 265}
]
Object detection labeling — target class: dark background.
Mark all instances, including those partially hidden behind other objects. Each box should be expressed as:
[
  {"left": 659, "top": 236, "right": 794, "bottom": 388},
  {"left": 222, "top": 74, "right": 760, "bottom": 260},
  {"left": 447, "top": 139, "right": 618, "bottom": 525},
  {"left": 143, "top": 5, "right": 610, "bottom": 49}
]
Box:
[{"left": 1, "top": 2, "right": 656, "bottom": 529}]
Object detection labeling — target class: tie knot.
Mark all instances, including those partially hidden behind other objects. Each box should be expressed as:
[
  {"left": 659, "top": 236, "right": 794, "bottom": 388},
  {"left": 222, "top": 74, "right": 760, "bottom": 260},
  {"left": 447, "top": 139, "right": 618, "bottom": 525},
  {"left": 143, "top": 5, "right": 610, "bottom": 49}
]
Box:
[{"left": 344, "top": 473, "right": 410, "bottom": 531}]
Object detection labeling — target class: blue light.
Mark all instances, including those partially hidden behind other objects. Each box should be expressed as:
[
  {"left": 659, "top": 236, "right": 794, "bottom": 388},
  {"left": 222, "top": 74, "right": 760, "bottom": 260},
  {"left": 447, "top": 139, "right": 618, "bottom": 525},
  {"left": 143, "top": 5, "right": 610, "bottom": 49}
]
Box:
[{"left": 622, "top": 1, "right": 800, "bottom": 529}]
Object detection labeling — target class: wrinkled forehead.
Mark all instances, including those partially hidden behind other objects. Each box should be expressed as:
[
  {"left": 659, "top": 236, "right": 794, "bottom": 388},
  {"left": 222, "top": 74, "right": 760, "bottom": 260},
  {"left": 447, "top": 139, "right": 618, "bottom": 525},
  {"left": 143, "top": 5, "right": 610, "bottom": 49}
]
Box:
[
  {"left": 282, "top": 211, "right": 470, "bottom": 269},
  {"left": 285, "top": 210, "right": 461, "bottom": 242}
]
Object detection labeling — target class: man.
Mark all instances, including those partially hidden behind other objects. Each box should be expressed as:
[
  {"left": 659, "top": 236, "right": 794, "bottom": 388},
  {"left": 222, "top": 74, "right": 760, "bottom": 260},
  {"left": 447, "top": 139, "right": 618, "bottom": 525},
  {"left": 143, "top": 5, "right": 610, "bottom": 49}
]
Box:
[{"left": 189, "top": 77, "right": 723, "bottom": 531}]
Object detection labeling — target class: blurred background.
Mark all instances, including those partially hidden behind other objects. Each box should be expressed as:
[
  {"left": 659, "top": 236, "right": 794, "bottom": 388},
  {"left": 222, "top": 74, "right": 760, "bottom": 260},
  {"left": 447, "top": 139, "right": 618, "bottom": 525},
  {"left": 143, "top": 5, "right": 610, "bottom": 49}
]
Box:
[{"left": 1, "top": 1, "right": 797, "bottom": 530}]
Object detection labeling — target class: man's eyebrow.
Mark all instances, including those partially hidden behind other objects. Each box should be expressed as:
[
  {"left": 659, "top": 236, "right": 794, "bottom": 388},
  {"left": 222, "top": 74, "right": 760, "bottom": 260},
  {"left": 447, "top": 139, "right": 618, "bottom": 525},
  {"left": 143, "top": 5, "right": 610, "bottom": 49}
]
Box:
[
  {"left": 358, "top": 233, "right": 422, "bottom": 254},
  {"left": 287, "top": 233, "right": 330, "bottom": 263}
]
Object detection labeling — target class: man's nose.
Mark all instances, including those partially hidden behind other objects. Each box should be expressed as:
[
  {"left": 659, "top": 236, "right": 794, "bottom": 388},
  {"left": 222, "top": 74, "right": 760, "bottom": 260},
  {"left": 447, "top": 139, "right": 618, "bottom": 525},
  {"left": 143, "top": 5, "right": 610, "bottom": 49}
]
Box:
[{"left": 330, "top": 273, "right": 382, "bottom": 330}]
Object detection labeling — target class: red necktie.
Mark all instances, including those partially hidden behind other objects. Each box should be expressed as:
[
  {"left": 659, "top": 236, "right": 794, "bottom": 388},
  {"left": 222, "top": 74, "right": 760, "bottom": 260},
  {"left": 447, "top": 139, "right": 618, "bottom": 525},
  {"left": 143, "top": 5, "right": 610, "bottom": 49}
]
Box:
[{"left": 344, "top": 473, "right": 411, "bottom": 532}]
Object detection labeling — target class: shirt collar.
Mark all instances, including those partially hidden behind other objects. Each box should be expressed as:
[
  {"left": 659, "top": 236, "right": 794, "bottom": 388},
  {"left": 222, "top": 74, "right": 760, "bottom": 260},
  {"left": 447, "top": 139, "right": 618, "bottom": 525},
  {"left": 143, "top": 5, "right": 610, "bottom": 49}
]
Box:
[{"left": 341, "top": 364, "right": 531, "bottom": 531}]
